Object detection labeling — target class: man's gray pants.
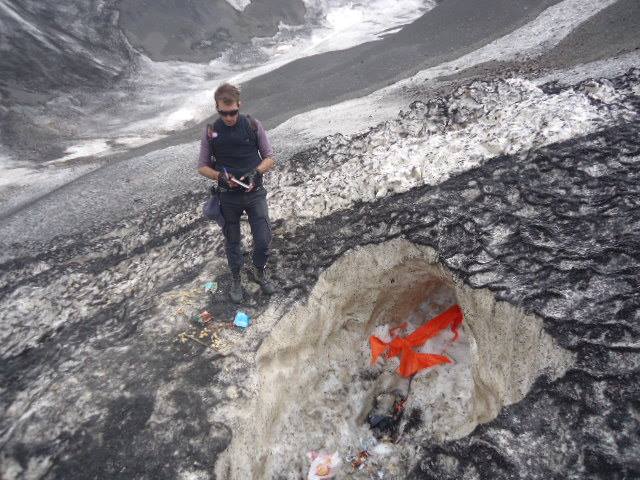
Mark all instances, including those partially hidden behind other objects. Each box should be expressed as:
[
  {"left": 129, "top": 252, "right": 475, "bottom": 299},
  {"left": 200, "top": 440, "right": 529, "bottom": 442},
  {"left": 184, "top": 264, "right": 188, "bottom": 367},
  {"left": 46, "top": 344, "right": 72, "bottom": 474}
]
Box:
[{"left": 219, "top": 188, "right": 272, "bottom": 274}]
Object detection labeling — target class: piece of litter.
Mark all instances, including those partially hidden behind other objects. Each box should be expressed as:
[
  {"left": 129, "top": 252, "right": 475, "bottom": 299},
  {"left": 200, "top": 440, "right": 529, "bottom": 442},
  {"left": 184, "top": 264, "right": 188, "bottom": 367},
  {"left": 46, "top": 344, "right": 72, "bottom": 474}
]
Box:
[
  {"left": 351, "top": 451, "right": 369, "bottom": 470},
  {"left": 210, "top": 333, "right": 230, "bottom": 352},
  {"left": 192, "top": 310, "right": 213, "bottom": 327},
  {"left": 367, "top": 391, "right": 406, "bottom": 441},
  {"left": 180, "top": 333, "right": 209, "bottom": 347},
  {"left": 371, "top": 443, "right": 394, "bottom": 456},
  {"left": 204, "top": 281, "right": 218, "bottom": 293},
  {"left": 233, "top": 311, "right": 251, "bottom": 329},
  {"left": 307, "top": 451, "right": 340, "bottom": 480}
]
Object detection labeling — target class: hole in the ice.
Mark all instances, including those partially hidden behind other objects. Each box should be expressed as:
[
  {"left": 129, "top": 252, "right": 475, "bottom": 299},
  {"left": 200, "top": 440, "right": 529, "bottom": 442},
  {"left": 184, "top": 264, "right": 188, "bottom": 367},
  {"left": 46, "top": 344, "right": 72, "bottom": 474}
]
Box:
[
  {"left": 362, "top": 271, "right": 463, "bottom": 443},
  {"left": 217, "top": 238, "right": 573, "bottom": 479}
]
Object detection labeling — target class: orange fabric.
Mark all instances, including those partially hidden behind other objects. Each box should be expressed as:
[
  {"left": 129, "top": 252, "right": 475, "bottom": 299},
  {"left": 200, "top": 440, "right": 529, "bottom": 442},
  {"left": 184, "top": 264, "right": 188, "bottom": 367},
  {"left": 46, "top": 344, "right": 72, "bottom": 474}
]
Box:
[
  {"left": 370, "top": 336, "right": 389, "bottom": 364},
  {"left": 400, "top": 304, "right": 463, "bottom": 347},
  {"left": 397, "top": 349, "right": 452, "bottom": 377},
  {"left": 370, "top": 305, "right": 464, "bottom": 377}
]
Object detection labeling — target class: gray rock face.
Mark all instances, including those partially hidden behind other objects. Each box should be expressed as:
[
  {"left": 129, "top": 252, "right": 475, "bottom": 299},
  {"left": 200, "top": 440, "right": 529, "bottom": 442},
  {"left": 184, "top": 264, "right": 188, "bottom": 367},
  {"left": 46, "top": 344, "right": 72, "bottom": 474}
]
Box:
[
  {"left": 1, "top": 69, "right": 639, "bottom": 479},
  {"left": 0, "top": 0, "right": 133, "bottom": 94},
  {"left": 0, "top": 0, "right": 136, "bottom": 160},
  {"left": 117, "top": 0, "right": 307, "bottom": 62}
]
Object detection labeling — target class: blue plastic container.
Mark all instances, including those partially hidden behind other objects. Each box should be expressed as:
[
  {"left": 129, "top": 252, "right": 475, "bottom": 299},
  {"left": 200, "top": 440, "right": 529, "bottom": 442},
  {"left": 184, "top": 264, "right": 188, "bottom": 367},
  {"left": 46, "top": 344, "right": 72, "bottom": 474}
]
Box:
[{"left": 234, "top": 311, "right": 251, "bottom": 329}]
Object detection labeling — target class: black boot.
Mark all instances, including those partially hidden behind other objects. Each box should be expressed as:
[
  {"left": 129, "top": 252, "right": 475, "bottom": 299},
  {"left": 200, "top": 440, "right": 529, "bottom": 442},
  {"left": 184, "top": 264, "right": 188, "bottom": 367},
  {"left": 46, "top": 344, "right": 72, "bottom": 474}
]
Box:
[
  {"left": 229, "top": 272, "right": 243, "bottom": 303},
  {"left": 252, "top": 266, "right": 276, "bottom": 295}
]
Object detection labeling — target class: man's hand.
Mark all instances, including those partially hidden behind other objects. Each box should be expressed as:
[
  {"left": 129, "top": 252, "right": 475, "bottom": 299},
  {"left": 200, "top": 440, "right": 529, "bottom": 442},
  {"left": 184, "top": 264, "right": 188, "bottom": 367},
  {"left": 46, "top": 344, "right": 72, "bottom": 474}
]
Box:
[
  {"left": 218, "top": 172, "right": 240, "bottom": 189},
  {"left": 240, "top": 169, "right": 260, "bottom": 192}
]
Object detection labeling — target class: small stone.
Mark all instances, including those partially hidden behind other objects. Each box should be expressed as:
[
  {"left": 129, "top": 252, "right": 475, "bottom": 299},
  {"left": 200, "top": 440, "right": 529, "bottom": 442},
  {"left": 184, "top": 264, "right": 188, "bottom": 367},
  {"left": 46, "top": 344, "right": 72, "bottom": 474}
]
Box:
[{"left": 226, "top": 386, "right": 239, "bottom": 399}]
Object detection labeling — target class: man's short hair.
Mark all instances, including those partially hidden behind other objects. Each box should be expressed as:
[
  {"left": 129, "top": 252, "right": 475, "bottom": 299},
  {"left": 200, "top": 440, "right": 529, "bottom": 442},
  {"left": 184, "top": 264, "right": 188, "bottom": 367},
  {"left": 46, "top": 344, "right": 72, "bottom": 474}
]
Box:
[{"left": 215, "top": 83, "right": 240, "bottom": 107}]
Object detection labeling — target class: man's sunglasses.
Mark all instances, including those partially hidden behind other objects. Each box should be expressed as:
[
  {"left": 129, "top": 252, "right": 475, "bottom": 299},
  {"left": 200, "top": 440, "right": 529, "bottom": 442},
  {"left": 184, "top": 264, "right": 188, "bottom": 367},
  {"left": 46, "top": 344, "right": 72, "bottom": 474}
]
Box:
[{"left": 218, "top": 109, "right": 239, "bottom": 117}]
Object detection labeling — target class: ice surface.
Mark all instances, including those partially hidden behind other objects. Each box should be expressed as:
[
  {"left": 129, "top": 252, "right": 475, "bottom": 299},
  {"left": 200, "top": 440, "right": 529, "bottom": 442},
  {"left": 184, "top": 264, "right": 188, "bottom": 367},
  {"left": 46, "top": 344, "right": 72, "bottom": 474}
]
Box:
[{"left": 269, "top": 76, "right": 632, "bottom": 223}]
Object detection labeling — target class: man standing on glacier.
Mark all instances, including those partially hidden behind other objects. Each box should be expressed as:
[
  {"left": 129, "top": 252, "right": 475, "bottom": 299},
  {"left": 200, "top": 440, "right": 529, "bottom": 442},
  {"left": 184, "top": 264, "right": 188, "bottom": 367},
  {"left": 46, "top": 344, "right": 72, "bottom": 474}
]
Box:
[{"left": 197, "top": 82, "right": 276, "bottom": 303}]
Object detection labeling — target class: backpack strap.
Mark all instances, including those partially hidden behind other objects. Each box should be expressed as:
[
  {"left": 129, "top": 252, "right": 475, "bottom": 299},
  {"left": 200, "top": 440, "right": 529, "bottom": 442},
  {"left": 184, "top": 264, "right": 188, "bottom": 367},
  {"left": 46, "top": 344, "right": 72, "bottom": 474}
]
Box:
[
  {"left": 245, "top": 114, "right": 258, "bottom": 131},
  {"left": 245, "top": 114, "right": 259, "bottom": 145},
  {"left": 206, "top": 122, "right": 216, "bottom": 164},
  {"left": 206, "top": 118, "right": 225, "bottom": 162},
  {"left": 206, "top": 123, "right": 216, "bottom": 139}
]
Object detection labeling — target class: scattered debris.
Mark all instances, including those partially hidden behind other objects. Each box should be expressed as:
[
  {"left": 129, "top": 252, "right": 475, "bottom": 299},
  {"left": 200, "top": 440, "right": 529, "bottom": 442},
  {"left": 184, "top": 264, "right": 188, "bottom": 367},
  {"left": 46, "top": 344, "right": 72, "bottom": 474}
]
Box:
[
  {"left": 192, "top": 310, "right": 214, "bottom": 328},
  {"left": 368, "top": 390, "right": 407, "bottom": 441},
  {"left": 307, "top": 451, "right": 340, "bottom": 479},
  {"left": 209, "top": 331, "right": 232, "bottom": 352},
  {"left": 177, "top": 326, "right": 234, "bottom": 351},
  {"left": 168, "top": 282, "right": 240, "bottom": 352},
  {"left": 233, "top": 311, "right": 251, "bottom": 329},
  {"left": 370, "top": 443, "right": 394, "bottom": 457},
  {"left": 350, "top": 450, "right": 369, "bottom": 470},
  {"left": 178, "top": 332, "right": 209, "bottom": 348}
]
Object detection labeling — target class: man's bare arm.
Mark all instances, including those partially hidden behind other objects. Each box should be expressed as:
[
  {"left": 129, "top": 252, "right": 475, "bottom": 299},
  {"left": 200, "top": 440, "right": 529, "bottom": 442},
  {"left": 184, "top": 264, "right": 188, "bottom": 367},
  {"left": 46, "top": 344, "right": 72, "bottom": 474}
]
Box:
[
  {"left": 256, "top": 156, "right": 274, "bottom": 175},
  {"left": 198, "top": 165, "right": 220, "bottom": 181}
]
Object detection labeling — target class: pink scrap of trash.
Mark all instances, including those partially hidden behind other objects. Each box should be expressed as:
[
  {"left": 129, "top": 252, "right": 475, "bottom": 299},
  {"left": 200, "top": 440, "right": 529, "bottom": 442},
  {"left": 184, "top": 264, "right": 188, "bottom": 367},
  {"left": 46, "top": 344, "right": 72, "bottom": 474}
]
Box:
[{"left": 307, "top": 451, "right": 340, "bottom": 479}]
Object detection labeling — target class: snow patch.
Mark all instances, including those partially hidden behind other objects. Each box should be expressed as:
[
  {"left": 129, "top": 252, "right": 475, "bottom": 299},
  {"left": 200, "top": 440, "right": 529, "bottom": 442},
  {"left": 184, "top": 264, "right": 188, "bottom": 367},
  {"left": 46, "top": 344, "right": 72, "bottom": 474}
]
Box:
[
  {"left": 50, "top": 139, "right": 111, "bottom": 164},
  {"left": 225, "top": 0, "right": 251, "bottom": 11}
]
